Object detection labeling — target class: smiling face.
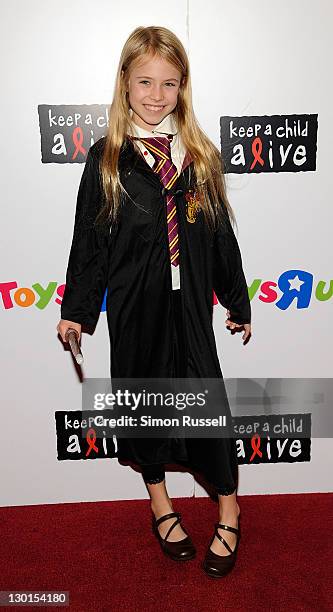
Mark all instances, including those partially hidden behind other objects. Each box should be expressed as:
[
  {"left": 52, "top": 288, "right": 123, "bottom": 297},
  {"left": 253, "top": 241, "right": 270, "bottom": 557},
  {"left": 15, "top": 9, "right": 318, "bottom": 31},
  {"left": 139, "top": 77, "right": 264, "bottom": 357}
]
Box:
[{"left": 126, "top": 53, "right": 182, "bottom": 131}]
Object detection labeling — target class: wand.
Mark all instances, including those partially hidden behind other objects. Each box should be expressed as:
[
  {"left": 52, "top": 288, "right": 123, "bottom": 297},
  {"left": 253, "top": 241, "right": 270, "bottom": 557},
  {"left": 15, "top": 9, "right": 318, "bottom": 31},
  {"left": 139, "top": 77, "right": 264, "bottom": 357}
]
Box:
[{"left": 65, "top": 328, "right": 84, "bottom": 365}]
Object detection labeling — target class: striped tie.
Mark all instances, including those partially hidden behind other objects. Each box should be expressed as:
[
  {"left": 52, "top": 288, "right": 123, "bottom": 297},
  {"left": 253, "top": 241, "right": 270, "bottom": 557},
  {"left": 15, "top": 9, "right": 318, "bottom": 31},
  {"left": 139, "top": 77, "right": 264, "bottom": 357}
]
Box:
[{"left": 130, "top": 134, "right": 180, "bottom": 267}]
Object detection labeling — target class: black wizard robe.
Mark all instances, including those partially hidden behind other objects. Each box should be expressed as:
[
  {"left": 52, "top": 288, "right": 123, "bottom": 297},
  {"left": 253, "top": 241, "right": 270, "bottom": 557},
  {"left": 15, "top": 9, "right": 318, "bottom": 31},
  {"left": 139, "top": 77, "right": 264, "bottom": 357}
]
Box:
[{"left": 60, "top": 135, "right": 251, "bottom": 493}]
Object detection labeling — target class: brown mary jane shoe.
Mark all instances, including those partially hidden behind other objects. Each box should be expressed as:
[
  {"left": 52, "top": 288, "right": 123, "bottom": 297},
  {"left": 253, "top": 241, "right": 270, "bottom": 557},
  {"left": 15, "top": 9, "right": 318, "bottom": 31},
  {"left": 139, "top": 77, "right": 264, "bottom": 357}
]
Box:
[
  {"left": 202, "top": 518, "right": 241, "bottom": 578},
  {"left": 152, "top": 511, "right": 196, "bottom": 561}
]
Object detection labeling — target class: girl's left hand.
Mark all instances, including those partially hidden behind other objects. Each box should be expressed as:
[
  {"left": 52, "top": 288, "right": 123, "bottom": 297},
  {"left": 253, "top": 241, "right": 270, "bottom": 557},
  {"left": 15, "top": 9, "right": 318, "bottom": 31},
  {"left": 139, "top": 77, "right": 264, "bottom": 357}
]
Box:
[{"left": 225, "top": 309, "right": 252, "bottom": 344}]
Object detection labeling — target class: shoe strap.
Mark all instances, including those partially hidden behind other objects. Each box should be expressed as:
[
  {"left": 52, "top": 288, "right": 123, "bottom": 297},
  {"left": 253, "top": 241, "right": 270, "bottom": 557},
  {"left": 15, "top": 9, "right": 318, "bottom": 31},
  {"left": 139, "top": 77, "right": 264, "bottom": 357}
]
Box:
[
  {"left": 155, "top": 511, "right": 181, "bottom": 528},
  {"left": 217, "top": 522, "right": 239, "bottom": 535},
  {"left": 164, "top": 516, "right": 182, "bottom": 542},
  {"left": 214, "top": 527, "right": 233, "bottom": 554}
]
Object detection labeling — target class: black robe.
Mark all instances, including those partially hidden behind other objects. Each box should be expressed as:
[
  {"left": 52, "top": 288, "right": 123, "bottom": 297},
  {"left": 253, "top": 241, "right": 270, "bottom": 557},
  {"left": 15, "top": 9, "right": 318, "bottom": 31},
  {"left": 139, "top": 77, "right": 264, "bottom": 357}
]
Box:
[{"left": 60, "top": 135, "right": 251, "bottom": 494}]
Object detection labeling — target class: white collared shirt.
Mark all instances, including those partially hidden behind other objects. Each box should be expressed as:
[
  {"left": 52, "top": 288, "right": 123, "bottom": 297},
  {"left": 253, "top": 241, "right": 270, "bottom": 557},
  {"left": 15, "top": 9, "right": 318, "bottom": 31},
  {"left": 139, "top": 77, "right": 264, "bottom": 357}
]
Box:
[{"left": 127, "top": 111, "right": 186, "bottom": 290}]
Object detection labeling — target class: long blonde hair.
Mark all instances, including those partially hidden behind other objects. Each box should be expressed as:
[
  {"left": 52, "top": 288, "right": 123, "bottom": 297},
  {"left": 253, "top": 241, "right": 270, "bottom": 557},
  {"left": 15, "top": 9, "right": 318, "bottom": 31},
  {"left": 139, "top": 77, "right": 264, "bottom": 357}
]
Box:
[{"left": 98, "top": 25, "right": 237, "bottom": 234}]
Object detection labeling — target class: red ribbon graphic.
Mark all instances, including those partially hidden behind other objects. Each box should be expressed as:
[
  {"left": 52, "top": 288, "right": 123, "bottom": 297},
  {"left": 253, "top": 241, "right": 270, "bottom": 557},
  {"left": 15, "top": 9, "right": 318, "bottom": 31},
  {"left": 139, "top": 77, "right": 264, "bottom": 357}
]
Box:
[
  {"left": 72, "top": 127, "right": 87, "bottom": 160},
  {"left": 250, "top": 433, "right": 263, "bottom": 461},
  {"left": 250, "top": 137, "right": 264, "bottom": 170},
  {"left": 85, "top": 428, "right": 99, "bottom": 456}
]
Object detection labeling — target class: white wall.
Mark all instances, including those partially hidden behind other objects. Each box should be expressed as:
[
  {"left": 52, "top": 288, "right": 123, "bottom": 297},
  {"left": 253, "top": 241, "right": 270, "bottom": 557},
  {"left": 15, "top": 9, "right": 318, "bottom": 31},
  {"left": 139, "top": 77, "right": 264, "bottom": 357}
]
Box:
[{"left": 1, "top": 0, "right": 332, "bottom": 506}]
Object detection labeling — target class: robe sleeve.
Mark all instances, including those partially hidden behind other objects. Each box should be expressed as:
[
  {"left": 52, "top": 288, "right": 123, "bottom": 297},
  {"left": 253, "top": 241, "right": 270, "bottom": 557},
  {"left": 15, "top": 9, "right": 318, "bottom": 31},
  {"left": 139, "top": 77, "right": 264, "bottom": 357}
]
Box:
[
  {"left": 60, "top": 147, "right": 109, "bottom": 329},
  {"left": 212, "top": 204, "right": 251, "bottom": 325}
]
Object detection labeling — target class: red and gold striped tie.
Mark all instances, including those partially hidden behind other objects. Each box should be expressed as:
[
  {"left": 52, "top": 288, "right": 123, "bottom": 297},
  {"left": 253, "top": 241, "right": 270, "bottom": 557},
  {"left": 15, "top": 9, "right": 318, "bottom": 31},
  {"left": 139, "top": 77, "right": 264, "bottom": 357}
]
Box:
[{"left": 131, "top": 134, "right": 180, "bottom": 266}]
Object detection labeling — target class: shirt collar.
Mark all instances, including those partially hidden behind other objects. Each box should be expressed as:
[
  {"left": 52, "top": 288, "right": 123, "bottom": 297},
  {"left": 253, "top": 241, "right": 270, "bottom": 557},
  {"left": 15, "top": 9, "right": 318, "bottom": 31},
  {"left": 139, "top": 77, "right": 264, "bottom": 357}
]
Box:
[{"left": 127, "top": 108, "right": 178, "bottom": 138}]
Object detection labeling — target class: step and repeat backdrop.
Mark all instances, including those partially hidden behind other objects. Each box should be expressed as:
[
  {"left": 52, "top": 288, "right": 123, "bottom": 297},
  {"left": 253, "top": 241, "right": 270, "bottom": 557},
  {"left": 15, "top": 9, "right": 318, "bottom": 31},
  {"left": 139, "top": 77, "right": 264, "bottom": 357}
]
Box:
[{"left": 1, "top": 0, "right": 332, "bottom": 506}]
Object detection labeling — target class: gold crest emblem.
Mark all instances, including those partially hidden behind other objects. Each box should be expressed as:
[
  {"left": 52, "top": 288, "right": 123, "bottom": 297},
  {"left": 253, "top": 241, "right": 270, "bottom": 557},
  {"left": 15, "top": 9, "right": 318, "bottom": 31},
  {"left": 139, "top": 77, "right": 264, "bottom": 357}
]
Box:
[{"left": 185, "top": 189, "right": 202, "bottom": 223}]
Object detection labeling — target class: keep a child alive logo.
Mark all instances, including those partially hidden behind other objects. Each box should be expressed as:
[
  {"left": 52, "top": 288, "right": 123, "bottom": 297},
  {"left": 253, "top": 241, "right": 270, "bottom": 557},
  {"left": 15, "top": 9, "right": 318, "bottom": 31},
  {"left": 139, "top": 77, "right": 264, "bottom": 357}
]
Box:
[
  {"left": 55, "top": 412, "right": 311, "bottom": 464},
  {"left": 38, "top": 104, "right": 109, "bottom": 163},
  {"left": 220, "top": 114, "right": 318, "bottom": 173},
  {"left": 37, "top": 106, "right": 318, "bottom": 172}
]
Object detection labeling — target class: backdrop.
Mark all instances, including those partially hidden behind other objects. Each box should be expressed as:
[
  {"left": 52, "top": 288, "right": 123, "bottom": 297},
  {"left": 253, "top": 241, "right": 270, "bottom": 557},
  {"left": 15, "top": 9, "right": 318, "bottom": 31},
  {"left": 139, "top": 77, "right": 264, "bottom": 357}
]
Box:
[{"left": 1, "top": 0, "right": 332, "bottom": 506}]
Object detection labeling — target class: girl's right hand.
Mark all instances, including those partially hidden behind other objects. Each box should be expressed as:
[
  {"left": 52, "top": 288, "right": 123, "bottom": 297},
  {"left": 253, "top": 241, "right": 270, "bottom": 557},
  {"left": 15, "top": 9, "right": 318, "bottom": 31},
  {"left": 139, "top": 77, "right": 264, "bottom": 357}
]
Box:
[
  {"left": 225, "top": 309, "right": 252, "bottom": 344},
  {"left": 57, "top": 319, "right": 82, "bottom": 344}
]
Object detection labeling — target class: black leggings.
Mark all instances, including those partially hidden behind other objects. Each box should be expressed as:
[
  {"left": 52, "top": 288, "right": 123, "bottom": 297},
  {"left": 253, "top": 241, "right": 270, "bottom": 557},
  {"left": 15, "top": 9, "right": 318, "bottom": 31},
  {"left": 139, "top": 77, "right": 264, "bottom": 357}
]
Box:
[
  {"left": 141, "top": 462, "right": 166, "bottom": 484},
  {"left": 142, "top": 458, "right": 236, "bottom": 495}
]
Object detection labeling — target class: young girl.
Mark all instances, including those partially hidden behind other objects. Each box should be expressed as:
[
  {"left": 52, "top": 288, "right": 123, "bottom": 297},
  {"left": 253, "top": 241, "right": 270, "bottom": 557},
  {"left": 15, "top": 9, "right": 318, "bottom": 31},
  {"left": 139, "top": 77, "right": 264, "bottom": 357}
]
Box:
[{"left": 57, "top": 25, "right": 252, "bottom": 578}]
